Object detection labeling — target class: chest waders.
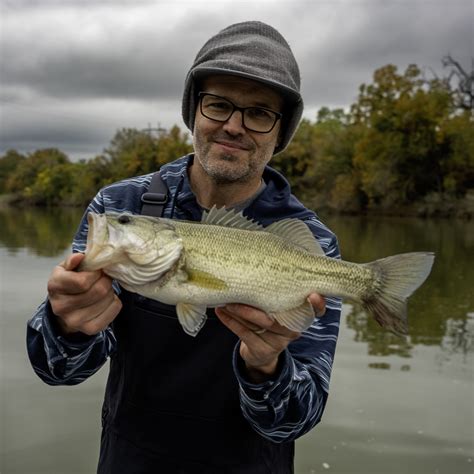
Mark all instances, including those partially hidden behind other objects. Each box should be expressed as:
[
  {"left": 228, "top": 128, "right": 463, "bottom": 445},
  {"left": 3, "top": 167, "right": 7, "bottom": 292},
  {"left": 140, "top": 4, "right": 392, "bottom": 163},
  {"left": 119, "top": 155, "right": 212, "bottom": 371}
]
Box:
[{"left": 97, "top": 171, "right": 295, "bottom": 474}]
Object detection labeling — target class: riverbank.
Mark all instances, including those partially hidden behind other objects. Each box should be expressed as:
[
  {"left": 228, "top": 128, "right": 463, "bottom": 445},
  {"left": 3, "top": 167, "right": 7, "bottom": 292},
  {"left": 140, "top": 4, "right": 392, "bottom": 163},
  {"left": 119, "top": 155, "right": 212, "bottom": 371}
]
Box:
[
  {"left": 2, "top": 191, "right": 473, "bottom": 219},
  {"left": 304, "top": 191, "right": 474, "bottom": 219},
  {"left": 0, "top": 194, "right": 17, "bottom": 207}
]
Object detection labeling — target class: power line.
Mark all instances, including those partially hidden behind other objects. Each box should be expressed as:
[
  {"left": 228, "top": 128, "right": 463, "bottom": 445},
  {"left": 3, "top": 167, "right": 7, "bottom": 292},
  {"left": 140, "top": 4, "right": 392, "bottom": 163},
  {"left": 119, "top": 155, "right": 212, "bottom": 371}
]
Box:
[{"left": 142, "top": 122, "right": 167, "bottom": 136}]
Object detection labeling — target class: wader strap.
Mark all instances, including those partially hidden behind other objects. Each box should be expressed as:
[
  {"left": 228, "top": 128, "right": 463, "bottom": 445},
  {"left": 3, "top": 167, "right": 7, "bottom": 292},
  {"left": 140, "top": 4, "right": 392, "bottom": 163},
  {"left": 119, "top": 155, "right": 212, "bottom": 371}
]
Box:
[{"left": 140, "top": 171, "right": 168, "bottom": 217}]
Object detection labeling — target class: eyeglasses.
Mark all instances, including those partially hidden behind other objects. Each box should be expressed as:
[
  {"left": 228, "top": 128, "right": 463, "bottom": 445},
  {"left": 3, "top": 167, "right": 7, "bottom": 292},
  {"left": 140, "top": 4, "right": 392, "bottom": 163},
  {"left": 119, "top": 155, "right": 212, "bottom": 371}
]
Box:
[{"left": 198, "top": 92, "right": 282, "bottom": 133}]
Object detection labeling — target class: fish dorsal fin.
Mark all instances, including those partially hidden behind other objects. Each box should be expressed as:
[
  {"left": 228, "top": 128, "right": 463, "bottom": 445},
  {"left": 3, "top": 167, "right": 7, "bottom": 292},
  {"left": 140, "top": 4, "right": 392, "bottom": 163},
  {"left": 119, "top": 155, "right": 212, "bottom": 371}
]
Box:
[
  {"left": 201, "top": 206, "right": 263, "bottom": 231},
  {"left": 266, "top": 219, "right": 325, "bottom": 255}
]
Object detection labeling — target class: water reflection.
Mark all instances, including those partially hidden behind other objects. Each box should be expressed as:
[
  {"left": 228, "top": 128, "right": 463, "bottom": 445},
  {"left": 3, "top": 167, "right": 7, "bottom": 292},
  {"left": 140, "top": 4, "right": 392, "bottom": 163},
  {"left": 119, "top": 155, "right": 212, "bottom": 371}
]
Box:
[
  {"left": 345, "top": 301, "right": 474, "bottom": 368},
  {"left": 437, "top": 314, "right": 474, "bottom": 364},
  {"left": 322, "top": 214, "right": 474, "bottom": 357},
  {"left": 1, "top": 206, "right": 473, "bottom": 362},
  {"left": 0, "top": 206, "right": 84, "bottom": 256},
  {"left": 345, "top": 304, "right": 414, "bottom": 358}
]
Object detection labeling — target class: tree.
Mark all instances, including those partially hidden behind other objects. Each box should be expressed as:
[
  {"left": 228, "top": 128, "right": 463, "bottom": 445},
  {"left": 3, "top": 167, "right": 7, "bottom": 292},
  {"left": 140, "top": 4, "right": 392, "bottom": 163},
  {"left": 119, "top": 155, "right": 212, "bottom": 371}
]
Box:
[
  {"left": 7, "top": 148, "right": 70, "bottom": 195},
  {"left": 272, "top": 118, "right": 316, "bottom": 194},
  {"left": 26, "top": 162, "right": 76, "bottom": 205},
  {"left": 438, "top": 111, "right": 474, "bottom": 195},
  {"left": 0, "top": 149, "right": 25, "bottom": 193},
  {"left": 352, "top": 64, "right": 454, "bottom": 207},
  {"left": 154, "top": 125, "right": 193, "bottom": 170},
  {"left": 442, "top": 54, "right": 474, "bottom": 112},
  {"left": 103, "top": 127, "right": 192, "bottom": 182},
  {"left": 71, "top": 155, "right": 116, "bottom": 205},
  {"left": 103, "top": 128, "right": 159, "bottom": 179},
  {"left": 311, "top": 109, "right": 363, "bottom": 212}
]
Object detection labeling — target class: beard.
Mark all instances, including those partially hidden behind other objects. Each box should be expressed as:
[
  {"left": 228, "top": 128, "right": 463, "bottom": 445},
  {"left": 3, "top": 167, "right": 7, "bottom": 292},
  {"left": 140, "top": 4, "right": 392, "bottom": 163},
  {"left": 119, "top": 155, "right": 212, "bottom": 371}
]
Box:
[
  {"left": 199, "top": 154, "right": 251, "bottom": 184},
  {"left": 193, "top": 131, "right": 270, "bottom": 185}
]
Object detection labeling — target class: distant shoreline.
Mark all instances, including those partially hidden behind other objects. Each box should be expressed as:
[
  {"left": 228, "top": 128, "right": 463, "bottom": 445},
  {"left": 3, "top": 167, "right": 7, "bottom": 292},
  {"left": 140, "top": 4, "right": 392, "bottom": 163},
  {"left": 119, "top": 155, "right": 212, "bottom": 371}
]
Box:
[
  {"left": 300, "top": 190, "right": 474, "bottom": 220},
  {"left": 315, "top": 200, "right": 474, "bottom": 220},
  {"left": 2, "top": 192, "right": 472, "bottom": 219}
]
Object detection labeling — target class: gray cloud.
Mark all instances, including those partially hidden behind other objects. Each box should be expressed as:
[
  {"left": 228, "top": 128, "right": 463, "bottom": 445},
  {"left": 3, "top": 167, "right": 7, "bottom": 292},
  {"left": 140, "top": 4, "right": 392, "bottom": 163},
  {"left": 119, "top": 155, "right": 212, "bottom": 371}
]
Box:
[
  {"left": 1, "top": 0, "right": 155, "bottom": 8},
  {"left": 1, "top": 9, "right": 190, "bottom": 101},
  {"left": 294, "top": 1, "right": 473, "bottom": 107},
  {"left": 1, "top": 0, "right": 472, "bottom": 158}
]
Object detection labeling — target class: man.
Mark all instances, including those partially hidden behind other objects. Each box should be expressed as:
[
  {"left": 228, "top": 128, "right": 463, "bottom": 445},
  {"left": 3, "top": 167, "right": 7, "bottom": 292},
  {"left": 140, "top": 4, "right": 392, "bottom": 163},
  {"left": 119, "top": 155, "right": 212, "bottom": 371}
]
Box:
[{"left": 27, "top": 21, "right": 341, "bottom": 473}]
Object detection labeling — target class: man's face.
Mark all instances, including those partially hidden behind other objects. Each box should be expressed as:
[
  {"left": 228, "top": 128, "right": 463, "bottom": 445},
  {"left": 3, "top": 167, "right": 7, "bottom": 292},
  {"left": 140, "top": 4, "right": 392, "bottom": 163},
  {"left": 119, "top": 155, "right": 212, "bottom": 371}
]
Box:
[{"left": 193, "top": 75, "right": 284, "bottom": 185}]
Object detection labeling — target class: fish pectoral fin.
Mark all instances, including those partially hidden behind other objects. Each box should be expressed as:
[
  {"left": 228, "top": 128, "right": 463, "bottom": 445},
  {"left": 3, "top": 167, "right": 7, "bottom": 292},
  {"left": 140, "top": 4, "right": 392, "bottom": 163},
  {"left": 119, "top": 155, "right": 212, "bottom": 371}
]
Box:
[
  {"left": 271, "top": 301, "right": 316, "bottom": 333},
  {"left": 266, "top": 219, "right": 325, "bottom": 256},
  {"left": 176, "top": 302, "right": 208, "bottom": 337}
]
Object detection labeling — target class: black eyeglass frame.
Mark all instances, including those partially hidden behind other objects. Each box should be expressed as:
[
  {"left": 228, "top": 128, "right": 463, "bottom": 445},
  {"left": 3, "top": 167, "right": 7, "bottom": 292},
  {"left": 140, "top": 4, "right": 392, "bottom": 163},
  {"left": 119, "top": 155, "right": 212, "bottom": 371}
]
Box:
[{"left": 198, "top": 92, "right": 283, "bottom": 133}]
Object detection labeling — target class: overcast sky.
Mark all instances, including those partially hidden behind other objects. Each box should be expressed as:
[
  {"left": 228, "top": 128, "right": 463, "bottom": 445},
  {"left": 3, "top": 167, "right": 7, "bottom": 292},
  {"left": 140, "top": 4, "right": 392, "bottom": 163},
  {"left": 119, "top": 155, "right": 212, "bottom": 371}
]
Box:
[{"left": 0, "top": 0, "right": 472, "bottom": 159}]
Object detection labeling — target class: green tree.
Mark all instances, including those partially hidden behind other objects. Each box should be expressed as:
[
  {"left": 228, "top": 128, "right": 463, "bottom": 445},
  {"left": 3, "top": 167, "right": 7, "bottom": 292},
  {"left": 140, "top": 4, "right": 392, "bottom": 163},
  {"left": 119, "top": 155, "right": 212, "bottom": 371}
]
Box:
[
  {"left": 0, "top": 149, "right": 26, "bottom": 193},
  {"left": 154, "top": 125, "right": 194, "bottom": 170},
  {"left": 272, "top": 118, "right": 315, "bottom": 195},
  {"left": 26, "top": 162, "right": 76, "bottom": 205},
  {"left": 438, "top": 111, "right": 474, "bottom": 195},
  {"left": 275, "top": 109, "right": 363, "bottom": 212},
  {"left": 104, "top": 128, "right": 159, "bottom": 179},
  {"left": 103, "top": 127, "right": 192, "bottom": 181},
  {"left": 7, "top": 148, "right": 70, "bottom": 196},
  {"left": 70, "top": 156, "right": 116, "bottom": 205},
  {"left": 311, "top": 108, "right": 362, "bottom": 212},
  {"left": 352, "top": 64, "right": 454, "bottom": 208}
]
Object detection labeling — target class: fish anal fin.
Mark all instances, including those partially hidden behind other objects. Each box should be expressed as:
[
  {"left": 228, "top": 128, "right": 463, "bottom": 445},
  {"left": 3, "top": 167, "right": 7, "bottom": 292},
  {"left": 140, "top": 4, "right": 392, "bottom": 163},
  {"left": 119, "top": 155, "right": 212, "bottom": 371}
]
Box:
[
  {"left": 266, "top": 219, "right": 325, "bottom": 256},
  {"left": 271, "top": 300, "right": 315, "bottom": 333},
  {"left": 176, "top": 302, "right": 208, "bottom": 337}
]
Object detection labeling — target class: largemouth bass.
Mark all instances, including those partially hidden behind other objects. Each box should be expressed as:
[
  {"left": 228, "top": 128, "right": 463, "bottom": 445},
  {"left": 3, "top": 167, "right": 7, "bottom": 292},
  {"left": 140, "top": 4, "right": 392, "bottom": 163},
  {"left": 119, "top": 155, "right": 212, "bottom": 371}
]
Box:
[{"left": 79, "top": 207, "right": 434, "bottom": 336}]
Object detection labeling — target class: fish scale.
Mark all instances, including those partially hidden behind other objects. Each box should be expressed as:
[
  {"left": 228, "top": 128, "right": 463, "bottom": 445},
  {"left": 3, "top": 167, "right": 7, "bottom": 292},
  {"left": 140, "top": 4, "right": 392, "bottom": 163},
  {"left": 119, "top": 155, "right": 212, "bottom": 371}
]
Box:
[{"left": 79, "top": 207, "right": 435, "bottom": 337}]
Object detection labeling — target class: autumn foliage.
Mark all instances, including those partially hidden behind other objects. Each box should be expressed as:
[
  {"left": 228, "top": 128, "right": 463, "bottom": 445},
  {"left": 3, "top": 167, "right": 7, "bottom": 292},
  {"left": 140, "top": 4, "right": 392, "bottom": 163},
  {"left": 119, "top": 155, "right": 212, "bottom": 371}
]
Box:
[{"left": 1, "top": 64, "right": 473, "bottom": 215}]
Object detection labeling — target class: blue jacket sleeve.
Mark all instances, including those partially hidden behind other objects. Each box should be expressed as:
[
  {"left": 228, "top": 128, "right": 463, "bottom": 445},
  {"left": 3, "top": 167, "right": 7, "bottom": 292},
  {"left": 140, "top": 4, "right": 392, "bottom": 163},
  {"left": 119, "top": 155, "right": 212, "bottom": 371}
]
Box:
[
  {"left": 233, "top": 217, "right": 341, "bottom": 442},
  {"left": 26, "top": 191, "right": 118, "bottom": 385}
]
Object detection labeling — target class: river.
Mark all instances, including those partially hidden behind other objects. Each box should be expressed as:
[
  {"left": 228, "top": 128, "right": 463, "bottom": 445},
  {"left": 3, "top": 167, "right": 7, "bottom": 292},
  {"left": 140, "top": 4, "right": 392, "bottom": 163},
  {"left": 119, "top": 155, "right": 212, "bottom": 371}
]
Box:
[{"left": 0, "top": 206, "right": 473, "bottom": 474}]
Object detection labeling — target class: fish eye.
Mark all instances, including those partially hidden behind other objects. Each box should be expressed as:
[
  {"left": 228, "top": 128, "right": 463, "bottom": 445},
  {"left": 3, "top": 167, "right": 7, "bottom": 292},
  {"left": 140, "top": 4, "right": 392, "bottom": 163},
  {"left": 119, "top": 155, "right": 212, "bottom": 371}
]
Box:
[{"left": 118, "top": 214, "right": 132, "bottom": 224}]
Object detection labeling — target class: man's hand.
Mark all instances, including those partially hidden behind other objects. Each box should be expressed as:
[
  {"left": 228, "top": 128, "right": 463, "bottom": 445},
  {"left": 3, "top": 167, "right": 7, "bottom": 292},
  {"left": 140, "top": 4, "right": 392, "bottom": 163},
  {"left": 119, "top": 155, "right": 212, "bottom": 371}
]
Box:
[
  {"left": 215, "top": 293, "right": 326, "bottom": 383},
  {"left": 47, "top": 253, "right": 122, "bottom": 336}
]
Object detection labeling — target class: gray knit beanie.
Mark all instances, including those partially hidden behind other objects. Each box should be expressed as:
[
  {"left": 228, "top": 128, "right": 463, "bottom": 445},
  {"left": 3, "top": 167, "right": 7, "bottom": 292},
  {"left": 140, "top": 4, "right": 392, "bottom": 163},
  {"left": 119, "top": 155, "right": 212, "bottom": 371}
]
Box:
[{"left": 182, "top": 21, "right": 303, "bottom": 154}]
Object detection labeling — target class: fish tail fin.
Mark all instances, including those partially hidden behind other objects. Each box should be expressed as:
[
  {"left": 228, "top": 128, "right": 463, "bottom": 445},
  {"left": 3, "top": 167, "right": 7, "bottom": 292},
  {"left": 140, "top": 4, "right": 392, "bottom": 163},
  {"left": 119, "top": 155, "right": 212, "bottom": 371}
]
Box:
[{"left": 363, "top": 252, "right": 435, "bottom": 336}]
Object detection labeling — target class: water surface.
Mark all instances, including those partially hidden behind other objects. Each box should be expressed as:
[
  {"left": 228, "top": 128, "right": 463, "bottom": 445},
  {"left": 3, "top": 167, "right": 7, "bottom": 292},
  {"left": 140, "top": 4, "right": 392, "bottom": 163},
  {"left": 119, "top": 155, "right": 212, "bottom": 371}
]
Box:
[{"left": 1, "top": 207, "right": 472, "bottom": 474}]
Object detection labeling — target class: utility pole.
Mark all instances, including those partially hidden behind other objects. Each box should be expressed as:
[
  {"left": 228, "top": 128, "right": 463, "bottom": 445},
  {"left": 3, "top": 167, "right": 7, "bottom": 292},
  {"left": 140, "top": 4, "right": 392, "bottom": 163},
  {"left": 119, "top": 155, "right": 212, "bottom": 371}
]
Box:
[{"left": 142, "top": 123, "right": 167, "bottom": 136}]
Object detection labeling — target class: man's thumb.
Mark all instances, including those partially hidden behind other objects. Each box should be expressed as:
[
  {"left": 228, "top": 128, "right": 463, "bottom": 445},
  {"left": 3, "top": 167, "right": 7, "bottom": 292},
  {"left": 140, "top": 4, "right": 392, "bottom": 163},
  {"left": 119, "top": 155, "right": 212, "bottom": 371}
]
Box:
[{"left": 62, "top": 253, "right": 85, "bottom": 271}]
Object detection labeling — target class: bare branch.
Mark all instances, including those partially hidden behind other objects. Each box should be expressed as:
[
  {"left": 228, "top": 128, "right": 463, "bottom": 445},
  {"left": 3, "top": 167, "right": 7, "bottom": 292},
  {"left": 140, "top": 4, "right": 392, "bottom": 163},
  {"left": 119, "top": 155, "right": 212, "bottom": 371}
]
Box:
[{"left": 442, "top": 54, "right": 474, "bottom": 111}]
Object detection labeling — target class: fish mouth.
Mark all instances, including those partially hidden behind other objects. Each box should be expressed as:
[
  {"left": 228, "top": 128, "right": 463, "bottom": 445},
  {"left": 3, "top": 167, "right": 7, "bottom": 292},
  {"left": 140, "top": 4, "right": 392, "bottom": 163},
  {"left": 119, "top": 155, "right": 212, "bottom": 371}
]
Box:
[
  {"left": 79, "top": 213, "right": 112, "bottom": 271},
  {"left": 86, "top": 212, "right": 108, "bottom": 250}
]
